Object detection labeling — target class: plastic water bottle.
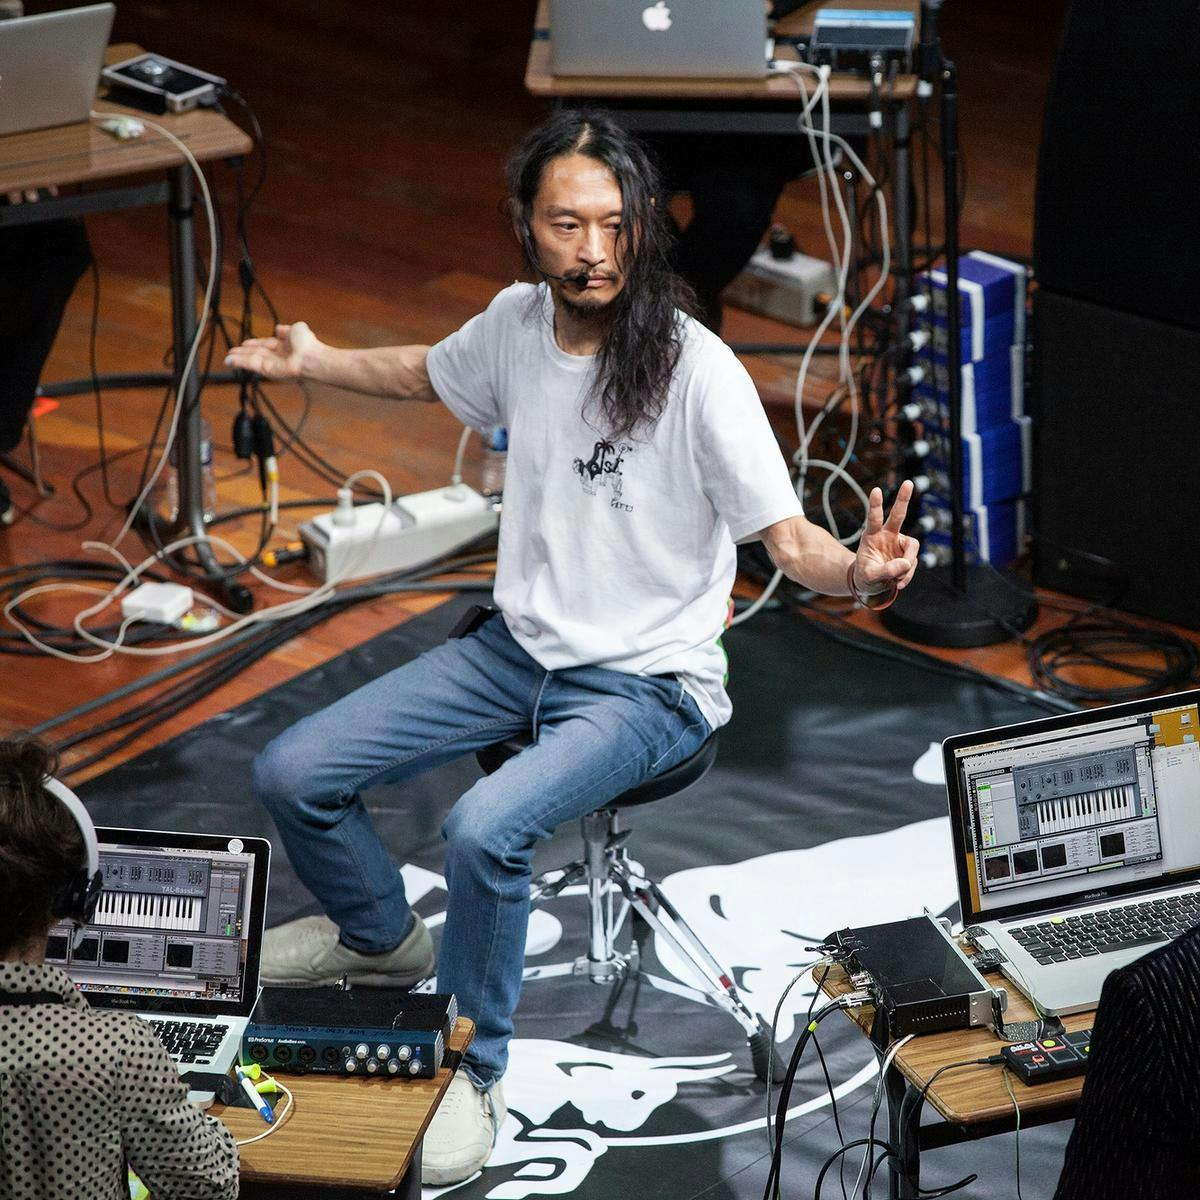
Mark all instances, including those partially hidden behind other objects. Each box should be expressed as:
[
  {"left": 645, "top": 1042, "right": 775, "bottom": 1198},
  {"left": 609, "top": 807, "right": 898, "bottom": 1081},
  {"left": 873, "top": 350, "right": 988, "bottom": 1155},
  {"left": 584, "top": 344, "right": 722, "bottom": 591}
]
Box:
[
  {"left": 199, "top": 418, "right": 217, "bottom": 521},
  {"left": 162, "top": 417, "right": 217, "bottom": 523},
  {"left": 481, "top": 425, "right": 508, "bottom": 499}
]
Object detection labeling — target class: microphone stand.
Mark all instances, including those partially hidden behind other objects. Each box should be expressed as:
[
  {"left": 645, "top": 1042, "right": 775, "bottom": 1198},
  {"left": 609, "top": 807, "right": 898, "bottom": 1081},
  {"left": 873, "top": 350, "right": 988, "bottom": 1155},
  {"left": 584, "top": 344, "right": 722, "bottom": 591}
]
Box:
[{"left": 879, "top": 17, "right": 1037, "bottom": 647}]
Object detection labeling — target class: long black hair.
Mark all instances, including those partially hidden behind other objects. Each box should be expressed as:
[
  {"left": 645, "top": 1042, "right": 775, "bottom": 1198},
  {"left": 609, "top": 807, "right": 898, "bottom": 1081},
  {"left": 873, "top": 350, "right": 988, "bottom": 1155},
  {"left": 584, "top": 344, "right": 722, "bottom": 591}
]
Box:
[{"left": 505, "top": 110, "right": 696, "bottom": 439}]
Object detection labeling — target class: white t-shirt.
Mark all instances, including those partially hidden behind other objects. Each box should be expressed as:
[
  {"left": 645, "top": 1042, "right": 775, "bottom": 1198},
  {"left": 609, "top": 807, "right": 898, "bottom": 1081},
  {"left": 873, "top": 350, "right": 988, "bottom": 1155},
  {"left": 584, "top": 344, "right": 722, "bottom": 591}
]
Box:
[{"left": 425, "top": 283, "right": 802, "bottom": 729}]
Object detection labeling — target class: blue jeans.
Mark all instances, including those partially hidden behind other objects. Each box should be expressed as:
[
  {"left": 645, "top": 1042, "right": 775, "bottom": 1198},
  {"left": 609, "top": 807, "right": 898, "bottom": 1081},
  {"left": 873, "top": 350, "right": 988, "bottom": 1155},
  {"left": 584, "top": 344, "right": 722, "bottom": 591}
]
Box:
[{"left": 251, "top": 614, "right": 711, "bottom": 1087}]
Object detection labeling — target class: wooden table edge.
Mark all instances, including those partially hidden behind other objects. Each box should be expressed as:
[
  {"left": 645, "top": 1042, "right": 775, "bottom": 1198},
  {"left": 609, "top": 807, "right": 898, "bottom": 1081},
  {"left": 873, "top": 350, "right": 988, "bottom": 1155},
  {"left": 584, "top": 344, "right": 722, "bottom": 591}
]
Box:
[
  {"left": 820, "top": 964, "right": 1092, "bottom": 1125},
  {"left": 220, "top": 1016, "right": 475, "bottom": 1191}
]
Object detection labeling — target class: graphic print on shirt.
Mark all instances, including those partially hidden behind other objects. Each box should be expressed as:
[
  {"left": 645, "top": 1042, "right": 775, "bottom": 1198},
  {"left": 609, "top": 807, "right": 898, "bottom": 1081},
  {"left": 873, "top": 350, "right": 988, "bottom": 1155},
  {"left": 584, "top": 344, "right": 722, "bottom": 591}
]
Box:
[{"left": 572, "top": 439, "right": 633, "bottom": 511}]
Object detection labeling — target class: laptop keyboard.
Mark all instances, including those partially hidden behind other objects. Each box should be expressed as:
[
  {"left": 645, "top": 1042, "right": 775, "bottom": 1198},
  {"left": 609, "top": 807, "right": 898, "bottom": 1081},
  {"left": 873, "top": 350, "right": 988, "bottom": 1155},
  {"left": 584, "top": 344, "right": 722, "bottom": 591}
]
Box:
[
  {"left": 1009, "top": 892, "right": 1200, "bottom": 964},
  {"left": 149, "top": 1019, "right": 230, "bottom": 1063}
]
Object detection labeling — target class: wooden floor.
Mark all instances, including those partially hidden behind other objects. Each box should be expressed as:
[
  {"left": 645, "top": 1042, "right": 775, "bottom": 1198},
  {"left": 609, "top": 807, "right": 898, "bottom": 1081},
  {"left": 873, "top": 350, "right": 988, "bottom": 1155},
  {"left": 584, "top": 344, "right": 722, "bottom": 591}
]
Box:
[{"left": 7, "top": 0, "right": 1188, "bottom": 780}]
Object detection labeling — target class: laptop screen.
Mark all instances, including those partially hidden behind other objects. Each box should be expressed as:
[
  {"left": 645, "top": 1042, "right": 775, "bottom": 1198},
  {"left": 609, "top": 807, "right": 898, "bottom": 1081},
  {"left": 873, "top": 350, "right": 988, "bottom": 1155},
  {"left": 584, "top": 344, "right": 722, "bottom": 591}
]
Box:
[
  {"left": 48, "top": 828, "right": 270, "bottom": 1018},
  {"left": 944, "top": 691, "right": 1200, "bottom": 924}
]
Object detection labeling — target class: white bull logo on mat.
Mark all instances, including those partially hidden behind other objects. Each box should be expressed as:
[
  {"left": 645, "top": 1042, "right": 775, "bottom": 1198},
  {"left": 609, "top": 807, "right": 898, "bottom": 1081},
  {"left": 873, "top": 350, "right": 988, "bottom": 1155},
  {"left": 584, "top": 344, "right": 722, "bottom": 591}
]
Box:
[
  {"left": 651, "top": 815, "right": 959, "bottom": 1043},
  {"left": 422, "top": 815, "right": 959, "bottom": 1198}
]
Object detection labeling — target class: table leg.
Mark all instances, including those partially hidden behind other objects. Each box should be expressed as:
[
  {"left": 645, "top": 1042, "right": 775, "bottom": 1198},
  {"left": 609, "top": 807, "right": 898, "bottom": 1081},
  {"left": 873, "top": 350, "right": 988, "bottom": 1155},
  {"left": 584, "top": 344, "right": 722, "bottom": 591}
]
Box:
[
  {"left": 890, "top": 102, "right": 914, "bottom": 342},
  {"left": 885, "top": 1065, "right": 919, "bottom": 1200},
  {"left": 166, "top": 162, "right": 224, "bottom": 581},
  {"left": 392, "top": 1138, "right": 422, "bottom": 1200}
]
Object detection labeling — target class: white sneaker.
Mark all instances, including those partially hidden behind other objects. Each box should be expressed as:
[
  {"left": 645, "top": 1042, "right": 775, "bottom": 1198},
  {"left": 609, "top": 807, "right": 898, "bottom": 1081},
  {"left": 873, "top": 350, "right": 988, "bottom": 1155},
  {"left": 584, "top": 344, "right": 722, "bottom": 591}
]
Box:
[
  {"left": 421, "top": 1073, "right": 507, "bottom": 1186},
  {"left": 259, "top": 913, "right": 434, "bottom": 987}
]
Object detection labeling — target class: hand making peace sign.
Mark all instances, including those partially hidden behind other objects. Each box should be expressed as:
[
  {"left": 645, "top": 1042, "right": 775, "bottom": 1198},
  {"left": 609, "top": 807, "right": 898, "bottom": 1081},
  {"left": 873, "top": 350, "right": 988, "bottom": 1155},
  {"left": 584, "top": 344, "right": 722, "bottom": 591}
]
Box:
[{"left": 851, "top": 480, "right": 921, "bottom": 599}]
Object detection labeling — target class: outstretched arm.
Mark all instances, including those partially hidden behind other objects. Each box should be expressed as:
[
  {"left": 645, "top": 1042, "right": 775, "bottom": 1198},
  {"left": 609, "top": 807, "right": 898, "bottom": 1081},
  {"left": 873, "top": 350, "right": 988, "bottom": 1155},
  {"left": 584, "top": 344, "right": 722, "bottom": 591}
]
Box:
[
  {"left": 225, "top": 321, "right": 440, "bottom": 403},
  {"left": 757, "top": 481, "right": 920, "bottom": 599}
]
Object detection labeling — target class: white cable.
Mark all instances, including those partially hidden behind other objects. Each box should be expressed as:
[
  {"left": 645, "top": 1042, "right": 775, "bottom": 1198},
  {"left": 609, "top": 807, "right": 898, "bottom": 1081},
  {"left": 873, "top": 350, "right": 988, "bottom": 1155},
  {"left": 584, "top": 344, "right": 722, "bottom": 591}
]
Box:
[
  {"left": 772, "top": 65, "right": 892, "bottom": 546},
  {"left": 4, "top": 472, "right": 395, "bottom": 661},
  {"left": 234, "top": 1078, "right": 294, "bottom": 1146},
  {"left": 728, "top": 567, "right": 784, "bottom": 627},
  {"left": 2, "top": 583, "right": 138, "bottom": 664},
  {"left": 450, "top": 426, "right": 473, "bottom": 486},
  {"left": 853, "top": 1034, "right": 913, "bottom": 1198},
  {"left": 784, "top": 69, "right": 858, "bottom": 538},
  {"left": 804, "top": 75, "right": 891, "bottom": 542},
  {"left": 87, "top": 111, "right": 219, "bottom": 551}
]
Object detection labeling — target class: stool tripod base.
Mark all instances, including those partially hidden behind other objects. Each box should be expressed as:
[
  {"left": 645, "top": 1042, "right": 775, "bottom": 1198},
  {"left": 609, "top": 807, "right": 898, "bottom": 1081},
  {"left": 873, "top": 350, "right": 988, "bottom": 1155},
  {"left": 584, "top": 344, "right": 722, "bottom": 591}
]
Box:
[{"left": 525, "top": 807, "right": 786, "bottom": 1083}]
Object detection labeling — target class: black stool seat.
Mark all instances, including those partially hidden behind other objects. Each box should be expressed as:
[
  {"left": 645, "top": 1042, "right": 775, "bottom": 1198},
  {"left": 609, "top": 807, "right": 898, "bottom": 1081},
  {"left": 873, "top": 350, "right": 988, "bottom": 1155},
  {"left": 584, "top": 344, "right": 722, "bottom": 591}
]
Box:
[{"left": 477, "top": 731, "right": 718, "bottom": 809}]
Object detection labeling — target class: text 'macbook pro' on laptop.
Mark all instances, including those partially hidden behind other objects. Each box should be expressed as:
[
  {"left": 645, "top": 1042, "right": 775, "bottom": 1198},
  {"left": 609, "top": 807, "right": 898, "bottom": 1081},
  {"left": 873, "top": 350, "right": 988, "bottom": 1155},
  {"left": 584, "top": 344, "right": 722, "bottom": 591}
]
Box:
[
  {"left": 944, "top": 689, "right": 1200, "bottom": 1016},
  {"left": 48, "top": 827, "right": 270, "bottom": 1104}
]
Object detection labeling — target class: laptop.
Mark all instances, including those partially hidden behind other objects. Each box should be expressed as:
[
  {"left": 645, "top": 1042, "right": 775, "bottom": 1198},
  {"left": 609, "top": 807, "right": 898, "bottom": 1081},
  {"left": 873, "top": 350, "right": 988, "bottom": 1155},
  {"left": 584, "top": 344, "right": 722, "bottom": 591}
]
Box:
[
  {"left": 0, "top": 2, "right": 114, "bottom": 137},
  {"left": 944, "top": 689, "right": 1200, "bottom": 1016},
  {"left": 47, "top": 827, "right": 270, "bottom": 1103},
  {"left": 551, "top": 0, "right": 769, "bottom": 79}
]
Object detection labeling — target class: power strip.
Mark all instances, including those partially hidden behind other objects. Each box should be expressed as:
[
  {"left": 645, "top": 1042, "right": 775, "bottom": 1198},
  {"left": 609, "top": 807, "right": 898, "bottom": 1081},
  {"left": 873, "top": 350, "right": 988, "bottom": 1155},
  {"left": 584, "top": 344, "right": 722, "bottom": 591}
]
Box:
[
  {"left": 299, "top": 484, "right": 498, "bottom": 583},
  {"left": 724, "top": 245, "right": 836, "bottom": 327}
]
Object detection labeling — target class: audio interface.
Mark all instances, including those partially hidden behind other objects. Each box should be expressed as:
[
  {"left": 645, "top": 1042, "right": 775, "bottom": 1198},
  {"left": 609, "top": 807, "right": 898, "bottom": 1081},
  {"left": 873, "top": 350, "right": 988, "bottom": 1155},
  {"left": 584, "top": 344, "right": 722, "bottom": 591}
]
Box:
[
  {"left": 827, "top": 914, "right": 1001, "bottom": 1038},
  {"left": 243, "top": 986, "right": 458, "bottom": 1079}
]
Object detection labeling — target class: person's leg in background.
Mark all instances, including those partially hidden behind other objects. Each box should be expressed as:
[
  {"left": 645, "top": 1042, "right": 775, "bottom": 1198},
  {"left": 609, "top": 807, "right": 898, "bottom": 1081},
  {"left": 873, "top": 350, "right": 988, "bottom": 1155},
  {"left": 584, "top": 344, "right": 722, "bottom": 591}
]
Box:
[
  {"left": 647, "top": 133, "right": 804, "bottom": 332},
  {"left": 0, "top": 214, "right": 92, "bottom": 521}
]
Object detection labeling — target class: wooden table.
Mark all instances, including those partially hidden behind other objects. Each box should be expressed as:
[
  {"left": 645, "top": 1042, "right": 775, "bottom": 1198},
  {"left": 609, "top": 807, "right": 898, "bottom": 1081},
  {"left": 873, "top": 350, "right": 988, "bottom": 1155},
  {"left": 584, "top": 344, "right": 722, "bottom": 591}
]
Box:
[
  {"left": 0, "top": 44, "right": 251, "bottom": 589},
  {"left": 216, "top": 1017, "right": 474, "bottom": 1197},
  {"left": 822, "top": 964, "right": 1088, "bottom": 1199},
  {"left": 526, "top": 0, "right": 923, "bottom": 330}
]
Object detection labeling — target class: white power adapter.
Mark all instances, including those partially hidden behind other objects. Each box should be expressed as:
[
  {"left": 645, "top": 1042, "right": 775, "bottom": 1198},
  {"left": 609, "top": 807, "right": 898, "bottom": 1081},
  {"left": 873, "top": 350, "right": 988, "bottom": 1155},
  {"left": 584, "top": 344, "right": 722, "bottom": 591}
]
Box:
[
  {"left": 120, "top": 582, "right": 194, "bottom": 625},
  {"left": 724, "top": 241, "right": 837, "bottom": 327}
]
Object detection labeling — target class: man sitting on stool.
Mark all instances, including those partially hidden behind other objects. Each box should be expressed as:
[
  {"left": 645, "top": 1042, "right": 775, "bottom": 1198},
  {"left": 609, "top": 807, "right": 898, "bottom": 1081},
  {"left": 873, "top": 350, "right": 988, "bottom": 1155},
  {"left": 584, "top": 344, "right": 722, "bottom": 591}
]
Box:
[{"left": 226, "top": 109, "right": 919, "bottom": 1187}]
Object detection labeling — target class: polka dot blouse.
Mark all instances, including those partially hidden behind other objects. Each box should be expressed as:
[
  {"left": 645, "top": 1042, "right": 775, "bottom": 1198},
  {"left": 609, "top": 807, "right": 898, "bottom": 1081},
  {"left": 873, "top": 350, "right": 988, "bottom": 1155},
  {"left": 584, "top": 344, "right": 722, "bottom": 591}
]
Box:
[{"left": 0, "top": 960, "right": 239, "bottom": 1199}]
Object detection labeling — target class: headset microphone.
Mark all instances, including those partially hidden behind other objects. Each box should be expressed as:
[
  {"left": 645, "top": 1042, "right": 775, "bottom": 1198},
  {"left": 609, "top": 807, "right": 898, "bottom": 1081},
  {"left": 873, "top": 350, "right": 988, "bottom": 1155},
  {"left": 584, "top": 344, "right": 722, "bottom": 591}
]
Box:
[
  {"left": 41, "top": 777, "right": 104, "bottom": 949},
  {"left": 543, "top": 267, "right": 592, "bottom": 289}
]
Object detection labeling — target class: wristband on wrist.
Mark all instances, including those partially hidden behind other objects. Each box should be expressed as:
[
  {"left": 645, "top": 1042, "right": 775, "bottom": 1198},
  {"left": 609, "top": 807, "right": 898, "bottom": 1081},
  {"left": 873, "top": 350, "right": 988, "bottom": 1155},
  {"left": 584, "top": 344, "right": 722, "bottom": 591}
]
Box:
[{"left": 846, "top": 561, "right": 898, "bottom": 611}]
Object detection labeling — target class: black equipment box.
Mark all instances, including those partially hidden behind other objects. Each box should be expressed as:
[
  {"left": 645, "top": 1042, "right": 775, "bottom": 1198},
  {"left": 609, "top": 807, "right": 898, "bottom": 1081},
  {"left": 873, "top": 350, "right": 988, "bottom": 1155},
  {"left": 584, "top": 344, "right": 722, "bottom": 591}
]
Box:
[
  {"left": 1002, "top": 1028, "right": 1092, "bottom": 1085},
  {"left": 243, "top": 986, "right": 457, "bottom": 1079},
  {"left": 807, "top": 9, "right": 915, "bottom": 74},
  {"left": 828, "top": 914, "right": 998, "bottom": 1037},
  {"left": 101, "top": 53, "right": 225, "bottom": 114}
]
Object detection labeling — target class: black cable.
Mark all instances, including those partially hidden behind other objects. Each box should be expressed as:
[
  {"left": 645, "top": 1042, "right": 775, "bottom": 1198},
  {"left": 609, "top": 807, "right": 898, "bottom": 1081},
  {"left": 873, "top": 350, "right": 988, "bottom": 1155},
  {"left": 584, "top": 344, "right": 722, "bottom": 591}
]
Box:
[
  {"left": 894, "top": 1056, "right": 999, "bottom": 1198},
  {"left": 763, "top": 997, "right": 849, "bottom": 1200},
  {"left": 764, "top": 602, "right": 1076, "bottom": 715},
  {"left": 958, "top": 541, "right": 1199, "bottom": 704},
  {"left": 56, "top": 578, "right": 493, "bottom": 777},
  {"left": 45, "top": 540, "right": 498, "bottom": 761},
  {"left": 811, "top": 1033, "right": 850, "bottom": 1200},
  {"left": 814, "top": 1139, "right": 896, "bottom": 1200},
  {"left": 1028, "top": 619, "right": 1199, "bottom": 704}
]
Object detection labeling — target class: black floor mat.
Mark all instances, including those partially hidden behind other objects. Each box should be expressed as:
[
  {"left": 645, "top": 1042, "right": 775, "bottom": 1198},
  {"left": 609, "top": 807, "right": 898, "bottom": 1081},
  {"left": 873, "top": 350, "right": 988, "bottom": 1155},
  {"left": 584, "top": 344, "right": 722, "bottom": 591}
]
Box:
[{"left": 79, "top": 599, "right": 1072, "bottom": 1200}]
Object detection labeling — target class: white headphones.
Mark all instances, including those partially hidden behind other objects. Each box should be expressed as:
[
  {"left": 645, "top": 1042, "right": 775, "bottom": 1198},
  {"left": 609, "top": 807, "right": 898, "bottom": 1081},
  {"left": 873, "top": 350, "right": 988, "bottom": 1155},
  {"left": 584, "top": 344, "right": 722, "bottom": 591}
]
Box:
[{"left": 41, "top": 777, "right": 104, "bottom": 949}]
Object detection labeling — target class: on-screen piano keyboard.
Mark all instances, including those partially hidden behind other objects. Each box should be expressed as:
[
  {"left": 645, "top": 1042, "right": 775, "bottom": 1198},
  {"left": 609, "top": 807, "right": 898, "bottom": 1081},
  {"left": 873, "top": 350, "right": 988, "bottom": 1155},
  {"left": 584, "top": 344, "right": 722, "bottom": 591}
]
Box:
[
  {"left": 93, "top": 890, "right": 202, "bottom": 931},
  {"left": 1032, "top": 784, "right": 1138, "bottom": 834}
]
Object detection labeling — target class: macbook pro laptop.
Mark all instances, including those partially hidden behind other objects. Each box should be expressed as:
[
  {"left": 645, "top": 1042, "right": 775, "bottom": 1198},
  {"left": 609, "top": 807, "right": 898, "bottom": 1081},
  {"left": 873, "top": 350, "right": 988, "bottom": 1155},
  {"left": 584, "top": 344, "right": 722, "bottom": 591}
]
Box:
[
  {"left": 944, "top": 689, "right": 1200, "bottom": 1015},
  {"left": 48, "top": 827, "right": 270, "bottom": 1101},
  {"left": 551, "top": 0, "right": 769, "bottom": 79},
  {"left": 0, "top": 2, "right": 114, "bottom": 137}
]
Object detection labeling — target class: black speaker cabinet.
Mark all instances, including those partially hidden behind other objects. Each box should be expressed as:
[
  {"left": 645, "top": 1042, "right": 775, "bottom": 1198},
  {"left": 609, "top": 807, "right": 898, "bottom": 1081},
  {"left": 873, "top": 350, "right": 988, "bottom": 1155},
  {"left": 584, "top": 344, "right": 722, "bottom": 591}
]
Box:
[
  {"left": 1032, "top": 289, "right": 1200, "bottom": 629},
  {"left": 1035, "top": 0, "right": 1200, "bottom": 331}
]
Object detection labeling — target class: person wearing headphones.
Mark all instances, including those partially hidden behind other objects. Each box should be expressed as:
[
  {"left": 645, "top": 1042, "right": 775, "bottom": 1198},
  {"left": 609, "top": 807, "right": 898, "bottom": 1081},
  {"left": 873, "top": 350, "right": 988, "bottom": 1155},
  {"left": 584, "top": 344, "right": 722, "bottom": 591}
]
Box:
[{"left": 0, "top": 736, "right": 240, "bottom": 1200}]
